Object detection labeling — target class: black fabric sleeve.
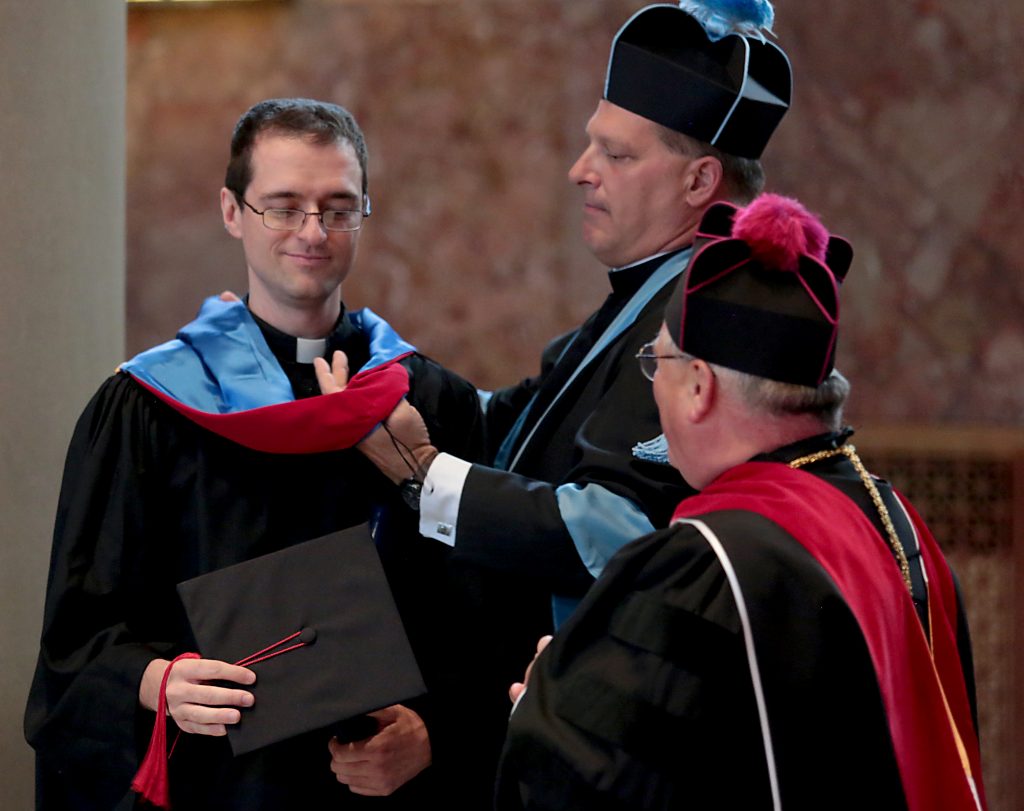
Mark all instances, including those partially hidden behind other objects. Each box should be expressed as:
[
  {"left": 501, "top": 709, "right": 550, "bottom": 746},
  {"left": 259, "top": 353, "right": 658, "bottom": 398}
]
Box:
[
  {"left": 386, "top": 355, "right": 504, "bottom": 807},
  {"left": 402, "top": 353, "right": 486, "bottom": 465},
  {"left": 24, "top": 374, "right": 177, "bottom": 809},
  {"left": 496, "top": 526, "right": 769, "bottom": 811},
  {"left": 455, "top": 466, "right": 593, "bottom": 588},
  {"left": 498, "top": 518, "right": 908, "bottom": 811},
  {"left": 451, "top": 316, "right": 688, "bottom": 596}
]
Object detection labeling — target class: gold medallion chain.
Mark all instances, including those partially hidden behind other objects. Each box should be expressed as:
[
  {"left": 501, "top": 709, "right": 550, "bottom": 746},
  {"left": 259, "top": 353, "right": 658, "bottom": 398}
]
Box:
[{"left": 787, "top": 444, "right": 913, "bottom": 595}]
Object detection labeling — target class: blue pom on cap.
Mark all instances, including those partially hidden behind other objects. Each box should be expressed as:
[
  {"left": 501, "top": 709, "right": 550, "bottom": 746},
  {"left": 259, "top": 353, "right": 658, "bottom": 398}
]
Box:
[{"left": 677, "top": 0, "right": 775, "bottom": 41}]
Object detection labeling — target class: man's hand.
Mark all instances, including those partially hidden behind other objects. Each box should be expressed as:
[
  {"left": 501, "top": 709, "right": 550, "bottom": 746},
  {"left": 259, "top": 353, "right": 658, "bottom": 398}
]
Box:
[
  {"left": 139, "top": 658, "right": 256, "bottom": 737},
  {"left": 358, "top": 400, "right": 437, "bottom": 485},
  {"left": 313, "top": 350, "right": 350, "bottom": 394},
  {"left": 509, "top": 635, "right": 553, "bottom": 703},
  {"left": 328, "top": 704, "right": 431, "bottom": 796},
  {"left": 315, "top": 351, "right": 437, "bottom": 484}
]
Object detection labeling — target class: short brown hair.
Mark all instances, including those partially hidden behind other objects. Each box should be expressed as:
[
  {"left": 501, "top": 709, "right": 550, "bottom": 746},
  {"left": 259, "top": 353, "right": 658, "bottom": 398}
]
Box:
[
  {"left": 224, "top": 98, "right": 368, "bottom": 200},
  {"left": 655, "top": 124, "right": 765, "bottom": 203}
]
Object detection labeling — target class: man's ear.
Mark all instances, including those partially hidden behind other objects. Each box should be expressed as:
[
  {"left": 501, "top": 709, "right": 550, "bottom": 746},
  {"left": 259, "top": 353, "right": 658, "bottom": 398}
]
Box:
[
  {"left": 687, "top": 358, "right": 717, "bottom": 423},
  {"left": 685, "top": 156, "right": 724, "bottom": 210},
  {"left": 220, "top": 187, "right": 243, "bottom": 239}
]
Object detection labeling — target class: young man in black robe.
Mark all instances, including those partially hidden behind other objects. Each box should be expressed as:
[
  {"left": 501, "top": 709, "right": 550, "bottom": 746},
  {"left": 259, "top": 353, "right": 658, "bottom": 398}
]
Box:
[
  {"left": 24, "top": 99, "right": 492, "bottom": 810},
  {"left": 494, "top": 195, "right": 987, "bottom": 810},
  {"left": 345, "top": 1, "right": 795, "bottom": 707}
]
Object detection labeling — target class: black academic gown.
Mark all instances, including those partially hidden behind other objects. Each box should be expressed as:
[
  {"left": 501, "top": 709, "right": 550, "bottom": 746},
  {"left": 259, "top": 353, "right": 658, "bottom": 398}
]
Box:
[
  {"left": 495, "top": 434, "right": 981, "bottom": 811},
  {"left": 450, "top": 255, "right": 694, "bottom": 698},
  {"left": 24, "top": 309, "right": 490, "bottom": 811}
]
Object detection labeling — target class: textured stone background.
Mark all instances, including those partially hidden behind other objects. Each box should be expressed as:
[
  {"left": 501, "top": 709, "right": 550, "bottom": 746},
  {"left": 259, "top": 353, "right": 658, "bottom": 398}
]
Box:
[
  {"left": 126, "top": 0, "right": 1024, "bottom": 425},
  {"left": 127, "top": 2, "right": 1022, "bottom": 805}
]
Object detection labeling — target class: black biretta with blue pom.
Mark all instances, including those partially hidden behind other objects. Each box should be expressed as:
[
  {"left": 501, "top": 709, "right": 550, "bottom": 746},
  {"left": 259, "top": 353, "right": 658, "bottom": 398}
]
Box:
[{"left": 605, "top": 1, "right": 792, "bottom": 159}]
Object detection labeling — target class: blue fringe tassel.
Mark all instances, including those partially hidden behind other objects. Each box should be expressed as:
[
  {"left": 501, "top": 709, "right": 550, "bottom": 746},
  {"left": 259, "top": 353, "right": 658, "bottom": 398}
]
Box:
[{"left": 632, "top": 433, "right": 672, "bottom": 466}]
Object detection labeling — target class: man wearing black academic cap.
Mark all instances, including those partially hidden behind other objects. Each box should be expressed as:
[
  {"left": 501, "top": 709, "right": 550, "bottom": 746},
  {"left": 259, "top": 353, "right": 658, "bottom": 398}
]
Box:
[
  {"left": 24, "top": 99, "right": 493, "bottom": 810},
  {"left": 493, "top": 193, "right": 988, "bottom": 810},
  {"left": 344, "top": 0, "right": 794, "bottom": 705}
]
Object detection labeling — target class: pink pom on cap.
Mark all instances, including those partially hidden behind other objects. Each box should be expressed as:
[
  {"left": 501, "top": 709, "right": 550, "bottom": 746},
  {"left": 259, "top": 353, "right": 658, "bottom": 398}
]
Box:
[{"left": 731, "top": 193, "right": 829, "bottom": 271}]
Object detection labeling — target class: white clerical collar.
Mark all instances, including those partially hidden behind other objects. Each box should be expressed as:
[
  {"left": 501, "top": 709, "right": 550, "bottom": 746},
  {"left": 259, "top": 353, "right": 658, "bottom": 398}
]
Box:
[
  {"left": 295, "top": 337, "right": 327, "bottom": 364},
  {"left": 611, "top": 249, "right": 677, "bottom": 273}
]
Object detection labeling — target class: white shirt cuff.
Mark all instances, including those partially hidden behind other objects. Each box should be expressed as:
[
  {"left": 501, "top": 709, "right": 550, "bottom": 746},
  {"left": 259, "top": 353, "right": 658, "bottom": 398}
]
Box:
[{"left": 419, "top": 453, "right": 472, "bottom": 546}]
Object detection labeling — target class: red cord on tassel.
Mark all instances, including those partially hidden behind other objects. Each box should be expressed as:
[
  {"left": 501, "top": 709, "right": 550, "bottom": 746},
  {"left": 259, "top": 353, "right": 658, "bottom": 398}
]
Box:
[{"left": 131, "top": 652, "right": 200, "bottom": 809}]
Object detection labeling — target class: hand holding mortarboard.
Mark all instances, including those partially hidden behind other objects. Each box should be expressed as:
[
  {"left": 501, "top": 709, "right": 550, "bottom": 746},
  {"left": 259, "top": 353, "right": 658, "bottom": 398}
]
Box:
[
  {"left": 134, "top": 523, "right": 427, "bottom": 808},
  {"left": 175, "top": 523, "right": 426, "bottom": 757},
  {"left": 138, "top": 657, "right": 255, "bottom": 737}
]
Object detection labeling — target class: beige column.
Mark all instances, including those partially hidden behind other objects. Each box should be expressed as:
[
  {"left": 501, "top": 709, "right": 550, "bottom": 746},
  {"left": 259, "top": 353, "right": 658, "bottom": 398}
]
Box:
[{"left": 0, "top": 1, "right": 125, "bottom": 806}]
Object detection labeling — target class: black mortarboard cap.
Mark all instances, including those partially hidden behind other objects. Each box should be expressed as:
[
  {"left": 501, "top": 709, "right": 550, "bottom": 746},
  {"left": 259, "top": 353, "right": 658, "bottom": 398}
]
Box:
[
  {"left": 604, "top": 4, "right": 792, "bottom": 159},
  {"left": 664, "top": 194, "right": 854, "bottom": 387},
  {"left": 177, "top": 523, "right": 426, "bottom": 756}
]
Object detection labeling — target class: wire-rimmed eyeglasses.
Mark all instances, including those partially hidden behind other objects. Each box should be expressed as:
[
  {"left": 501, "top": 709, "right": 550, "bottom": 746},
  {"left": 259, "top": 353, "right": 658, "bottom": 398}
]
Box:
[
  {"left": 635, "top": 341, "right": 689, "bottom": 381},
  {"left": 235, "top": 195, "right": 371, "bottom": 233}
]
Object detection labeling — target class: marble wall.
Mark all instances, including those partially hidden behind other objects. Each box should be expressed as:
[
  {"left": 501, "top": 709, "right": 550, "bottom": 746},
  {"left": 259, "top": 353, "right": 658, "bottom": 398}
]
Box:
[{"left": 127, "top": 0, "right": 1024, "bottom": 426}]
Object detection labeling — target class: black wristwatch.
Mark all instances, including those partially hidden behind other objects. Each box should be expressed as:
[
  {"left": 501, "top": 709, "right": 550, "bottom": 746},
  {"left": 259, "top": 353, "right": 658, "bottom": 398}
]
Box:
[{"left": 399, "top": 477, "right": 422, "bottom": 511}]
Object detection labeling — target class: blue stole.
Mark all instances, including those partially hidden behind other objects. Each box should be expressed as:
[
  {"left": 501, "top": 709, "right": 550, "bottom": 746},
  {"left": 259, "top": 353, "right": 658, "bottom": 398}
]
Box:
[
  {"left": 494, "top": 249, "right": 691, "bottom": 471},
  {"left": 120, "top": 297, "right": 415, "bottom": 413}
]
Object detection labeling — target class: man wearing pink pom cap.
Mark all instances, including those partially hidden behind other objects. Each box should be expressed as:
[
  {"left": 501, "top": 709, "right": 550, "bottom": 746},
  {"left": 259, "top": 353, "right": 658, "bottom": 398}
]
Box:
[{"left": 495, "top": 196, "right": 987, "bottom": 810}]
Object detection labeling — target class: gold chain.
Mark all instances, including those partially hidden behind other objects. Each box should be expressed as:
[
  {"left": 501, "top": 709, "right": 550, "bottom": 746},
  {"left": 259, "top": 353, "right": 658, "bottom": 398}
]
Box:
[{"left": 788, "top": 444, "right": 913, "bottom": 595}]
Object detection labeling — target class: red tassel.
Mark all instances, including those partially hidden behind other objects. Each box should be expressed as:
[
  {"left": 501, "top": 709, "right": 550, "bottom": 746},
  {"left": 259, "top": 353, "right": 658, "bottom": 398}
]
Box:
[{"left": 131, "top": 652, "right": 200, "bottom": 809}]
